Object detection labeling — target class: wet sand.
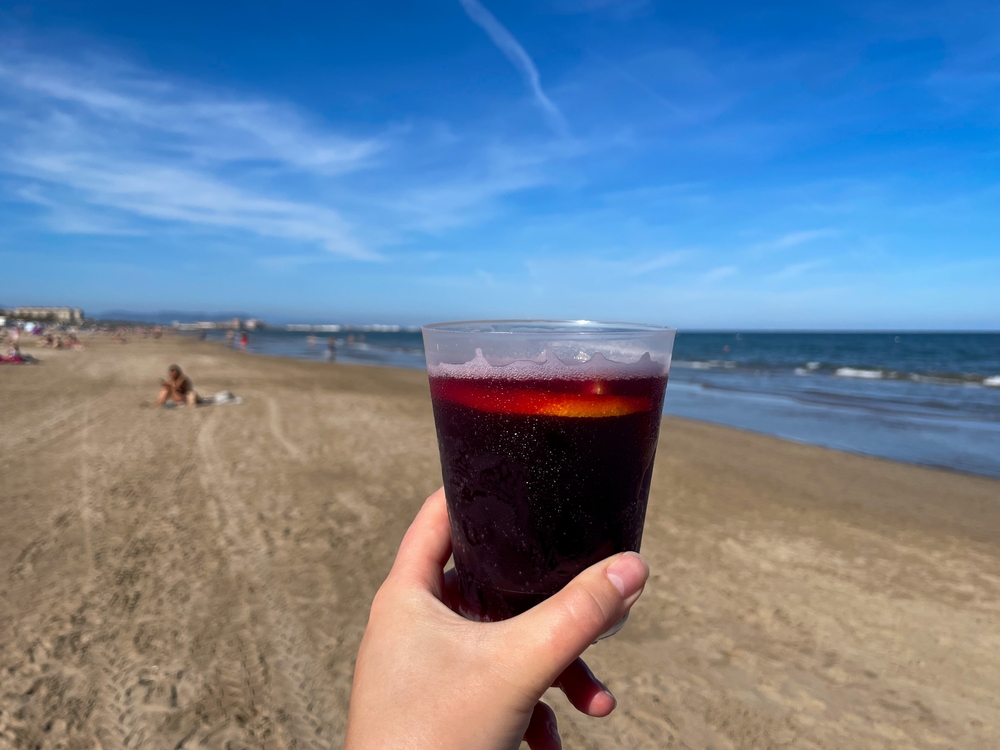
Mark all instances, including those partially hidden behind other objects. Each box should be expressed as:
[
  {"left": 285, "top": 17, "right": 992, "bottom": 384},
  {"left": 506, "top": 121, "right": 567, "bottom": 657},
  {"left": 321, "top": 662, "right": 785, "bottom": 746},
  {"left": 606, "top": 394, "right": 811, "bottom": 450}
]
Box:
[{"left": 1, "top": 336, "right": 998, "bottom": 749}]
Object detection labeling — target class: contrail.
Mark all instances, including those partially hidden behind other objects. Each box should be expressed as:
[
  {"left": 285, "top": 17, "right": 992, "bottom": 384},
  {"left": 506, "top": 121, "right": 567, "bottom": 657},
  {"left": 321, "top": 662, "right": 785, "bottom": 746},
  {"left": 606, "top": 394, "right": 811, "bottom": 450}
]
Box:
[{"left": 459, "top": 0, "right": 568, "bottom": 134}]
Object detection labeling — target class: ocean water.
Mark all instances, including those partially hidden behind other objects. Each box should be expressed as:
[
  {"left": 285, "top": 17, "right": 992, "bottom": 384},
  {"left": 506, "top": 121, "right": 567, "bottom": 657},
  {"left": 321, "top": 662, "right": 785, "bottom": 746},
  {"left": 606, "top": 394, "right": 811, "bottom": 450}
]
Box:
[
  {"left": 203, "top": 327, "right": 427, "bottom": 370},
  {"left": 664, "top": 332, "right": 1000, "bottom": 479},
  {"left": 203, "top": 329, "right": 1000, "bottom": 479}
]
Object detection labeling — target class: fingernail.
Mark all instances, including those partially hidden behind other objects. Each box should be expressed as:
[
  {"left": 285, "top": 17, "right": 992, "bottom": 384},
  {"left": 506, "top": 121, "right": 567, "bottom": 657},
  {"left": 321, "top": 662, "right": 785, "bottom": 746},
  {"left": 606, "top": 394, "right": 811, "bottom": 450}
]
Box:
[{"left": 606, "top": 552, "right": 649, "bottom": 599}]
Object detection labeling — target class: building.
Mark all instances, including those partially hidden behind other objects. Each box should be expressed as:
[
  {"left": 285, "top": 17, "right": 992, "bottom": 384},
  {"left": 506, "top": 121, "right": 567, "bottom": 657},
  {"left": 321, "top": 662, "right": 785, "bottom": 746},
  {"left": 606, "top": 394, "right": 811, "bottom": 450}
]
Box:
[{"left": 7, "top": 307, "right": 84, "bottom": 325}]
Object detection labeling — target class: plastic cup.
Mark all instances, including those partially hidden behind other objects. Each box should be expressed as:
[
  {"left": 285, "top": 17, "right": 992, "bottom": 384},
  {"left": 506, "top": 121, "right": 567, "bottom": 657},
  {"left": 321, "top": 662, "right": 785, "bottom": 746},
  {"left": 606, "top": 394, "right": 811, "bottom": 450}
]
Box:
[{"left": 422, "top": 320, "right": 675, "bottom": 637}]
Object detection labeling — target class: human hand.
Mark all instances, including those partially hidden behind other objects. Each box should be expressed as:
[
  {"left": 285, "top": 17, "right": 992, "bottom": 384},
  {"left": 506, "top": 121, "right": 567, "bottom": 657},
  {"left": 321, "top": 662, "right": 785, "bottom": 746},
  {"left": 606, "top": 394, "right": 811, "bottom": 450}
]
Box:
[{"left": 344, "top": 488, "right": 649, "bottom": 750}]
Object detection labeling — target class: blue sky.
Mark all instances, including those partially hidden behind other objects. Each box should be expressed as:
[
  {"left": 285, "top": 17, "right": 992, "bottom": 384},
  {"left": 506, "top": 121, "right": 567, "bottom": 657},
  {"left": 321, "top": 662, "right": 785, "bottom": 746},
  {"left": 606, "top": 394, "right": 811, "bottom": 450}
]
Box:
[{"left": 0, "top": 0, "right": 998, "bottom": 328}]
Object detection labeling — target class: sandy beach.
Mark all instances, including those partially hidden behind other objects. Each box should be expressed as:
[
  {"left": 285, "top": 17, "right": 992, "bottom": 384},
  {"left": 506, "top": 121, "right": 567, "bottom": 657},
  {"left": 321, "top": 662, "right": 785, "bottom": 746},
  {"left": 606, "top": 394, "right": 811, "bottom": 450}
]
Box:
[{"left": 1, "top": 336, "right": 998, "bottom": 750}]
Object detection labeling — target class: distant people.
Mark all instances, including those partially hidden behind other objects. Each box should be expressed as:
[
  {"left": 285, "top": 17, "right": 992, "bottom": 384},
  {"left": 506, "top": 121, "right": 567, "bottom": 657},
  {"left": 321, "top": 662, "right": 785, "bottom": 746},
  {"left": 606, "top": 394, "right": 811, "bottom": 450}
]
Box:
[
  {"left": 239, "top": 332, "right": 249, "bottom": 350},
  {"left": 307, "top": 335, "right": 317, "bottom": 348},
  {"left": 198, "top": 329, "right": 207, "bottom": 341},
  {"left": 327, "top": 336, "right": 336, "bottom": 360},
  {"left": 1, "top": 344, "right": 29, "bottom": 363},
  {"left": 156, "top": 365, "right": 198, "bottom": 408}
]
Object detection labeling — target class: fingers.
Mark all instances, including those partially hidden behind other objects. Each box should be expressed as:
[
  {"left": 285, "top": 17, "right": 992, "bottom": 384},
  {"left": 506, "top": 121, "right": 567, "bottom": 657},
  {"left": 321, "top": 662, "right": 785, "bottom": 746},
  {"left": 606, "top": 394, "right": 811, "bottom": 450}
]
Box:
[
  {"left": 523, "top": 701, "right": 561, "bottom": 750},
  {"left": 388, "top": 488, "right": 452, "bottom": 593},
  {"left": 509, "top": 551, "right": 649, "bottom": 690},
  {"left": 555, "top": 658, "right": 616, "bottom": 718}
]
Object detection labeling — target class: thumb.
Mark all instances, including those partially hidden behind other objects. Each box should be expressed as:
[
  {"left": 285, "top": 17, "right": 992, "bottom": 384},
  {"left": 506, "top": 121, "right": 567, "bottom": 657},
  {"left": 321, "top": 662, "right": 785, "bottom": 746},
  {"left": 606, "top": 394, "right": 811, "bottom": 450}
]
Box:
[{"left": 504, "top": 552, "right": 649, "bottom": 693}]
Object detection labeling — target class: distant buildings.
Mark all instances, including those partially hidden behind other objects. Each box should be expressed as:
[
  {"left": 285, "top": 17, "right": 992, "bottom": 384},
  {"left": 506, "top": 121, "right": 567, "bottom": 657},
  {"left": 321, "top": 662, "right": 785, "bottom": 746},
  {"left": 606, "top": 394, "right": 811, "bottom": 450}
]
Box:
[{"left": 3, "top": 307, "right": 84, "bottom": 325}]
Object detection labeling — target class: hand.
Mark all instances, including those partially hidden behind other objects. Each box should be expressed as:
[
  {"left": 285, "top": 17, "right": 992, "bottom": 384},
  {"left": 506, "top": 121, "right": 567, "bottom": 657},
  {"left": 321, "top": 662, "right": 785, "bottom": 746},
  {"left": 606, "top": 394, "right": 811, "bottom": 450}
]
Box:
[{"left": 345, "top": 488, "right": 650, "bottom": 750}]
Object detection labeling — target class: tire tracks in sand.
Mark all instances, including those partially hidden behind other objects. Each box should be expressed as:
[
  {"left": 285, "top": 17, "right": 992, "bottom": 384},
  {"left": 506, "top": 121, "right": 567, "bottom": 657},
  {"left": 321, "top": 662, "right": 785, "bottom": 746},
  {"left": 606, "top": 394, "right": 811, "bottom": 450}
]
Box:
[
  {"left": 265, "top": 394, "right": 304, "bottom": 461},
  {"left": 197, "top": 407, "right": 333, "bottom": 749}
]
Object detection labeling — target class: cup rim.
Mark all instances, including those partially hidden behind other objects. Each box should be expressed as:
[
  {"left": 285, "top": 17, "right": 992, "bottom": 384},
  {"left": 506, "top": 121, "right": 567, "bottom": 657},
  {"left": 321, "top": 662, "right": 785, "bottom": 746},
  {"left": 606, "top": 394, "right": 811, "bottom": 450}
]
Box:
[{"left": 422, "top": 319, "right": 676, "bottom": 336}]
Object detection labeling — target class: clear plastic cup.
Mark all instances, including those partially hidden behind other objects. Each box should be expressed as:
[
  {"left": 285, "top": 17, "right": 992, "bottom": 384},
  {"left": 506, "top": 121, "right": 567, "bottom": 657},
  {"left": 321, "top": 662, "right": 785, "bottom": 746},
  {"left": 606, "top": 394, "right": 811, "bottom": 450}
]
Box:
[{"left": 422, "top": 320, "right": 675, "bottom": 637}]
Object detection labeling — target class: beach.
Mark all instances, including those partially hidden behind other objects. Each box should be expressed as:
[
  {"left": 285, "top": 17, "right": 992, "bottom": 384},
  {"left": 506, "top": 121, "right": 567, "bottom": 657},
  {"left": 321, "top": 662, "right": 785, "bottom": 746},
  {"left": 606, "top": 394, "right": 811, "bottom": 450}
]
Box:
[{"left": 1, "top": 337, "right": 998, "bottom": 749}]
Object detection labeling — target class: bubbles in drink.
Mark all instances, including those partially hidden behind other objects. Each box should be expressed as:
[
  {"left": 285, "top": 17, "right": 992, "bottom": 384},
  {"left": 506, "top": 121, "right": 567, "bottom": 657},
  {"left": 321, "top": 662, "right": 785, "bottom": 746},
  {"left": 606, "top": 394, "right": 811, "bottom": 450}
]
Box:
[{"left": 429, "top": 353, "right": 668, "bottom": 622}]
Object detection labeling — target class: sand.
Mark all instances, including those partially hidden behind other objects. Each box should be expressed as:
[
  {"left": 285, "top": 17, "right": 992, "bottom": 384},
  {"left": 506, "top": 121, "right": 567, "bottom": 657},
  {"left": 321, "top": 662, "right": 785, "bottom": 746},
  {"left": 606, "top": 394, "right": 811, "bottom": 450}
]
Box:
[{"left": 1, "top": 336, "right": 998, "bottom": 750}]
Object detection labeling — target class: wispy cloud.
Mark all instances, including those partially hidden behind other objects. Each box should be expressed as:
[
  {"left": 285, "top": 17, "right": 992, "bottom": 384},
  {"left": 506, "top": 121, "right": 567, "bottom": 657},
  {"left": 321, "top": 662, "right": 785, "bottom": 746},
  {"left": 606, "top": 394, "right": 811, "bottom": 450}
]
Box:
[
  {"left": 631, "top": 250, "right": 688, "bottom": 274},
  {"left": 703, "top": 265, "right": 738, "bottom": 282},
  {"left": 0, "top": 46, "right": 568, "bottom": 259},
  {"left": 750, "top": 228, "right": 838, "bottom": 253},
  {"left": 0, "top": 57, "right": 383, "bottom": 174},
  {"left": 459, "top": 0, "right": 569, "bottom": 134},
  {"left": 13, "top": 152, "right": 375, "bottom": 258},
  {"left": 0, "top": 51, "right": 382, "bottom": 258},
  {"left": 770, "top": 259, "right": 830, "bottom": 280}
]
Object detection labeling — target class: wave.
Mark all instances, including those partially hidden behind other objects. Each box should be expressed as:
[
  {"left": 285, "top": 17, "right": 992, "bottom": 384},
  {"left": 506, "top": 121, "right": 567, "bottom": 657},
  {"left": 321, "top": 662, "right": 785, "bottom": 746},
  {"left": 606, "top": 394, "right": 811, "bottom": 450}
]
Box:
[
  {"left": 674, "top": 360, "right": 737, "bottom": 370},
  {"left": 682, "top": 359, "right": 1000, "bottom": 388},
  {"left": 835, "top": 367, "right": 885, "bottom": 379}
]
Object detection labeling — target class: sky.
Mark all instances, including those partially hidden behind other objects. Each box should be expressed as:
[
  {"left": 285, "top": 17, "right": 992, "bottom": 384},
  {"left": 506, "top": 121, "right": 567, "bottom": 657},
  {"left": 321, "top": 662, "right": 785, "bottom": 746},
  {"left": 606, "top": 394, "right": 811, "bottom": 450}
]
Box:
[{"left": 0, "top": 0, "right": 998, "bottom": 328}]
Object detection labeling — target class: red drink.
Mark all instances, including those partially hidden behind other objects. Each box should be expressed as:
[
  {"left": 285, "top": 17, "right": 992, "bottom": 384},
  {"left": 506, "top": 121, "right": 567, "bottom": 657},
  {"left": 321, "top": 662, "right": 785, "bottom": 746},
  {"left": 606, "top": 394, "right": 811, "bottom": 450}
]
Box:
[{"left": 429, "top": 368, "right": 667, "bottom": 621}]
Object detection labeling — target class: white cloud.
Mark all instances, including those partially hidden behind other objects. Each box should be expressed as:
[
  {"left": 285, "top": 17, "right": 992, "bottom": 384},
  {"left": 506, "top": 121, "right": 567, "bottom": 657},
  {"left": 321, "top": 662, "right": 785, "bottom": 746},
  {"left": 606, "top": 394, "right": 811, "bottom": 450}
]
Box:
[
  {"left": 459, "top": 0, "right": 569, "bottom": 134},
  {"left": 631, "top": 250, "right": 688, "bottom": 274},
  {"left": 703, "top": 265, "right": 738, "bottom": 282},
  {"left": 770, "top": 259, "right": 830, "bottom": 280},
  {"left": 19, "top": 153, "right": 374, "bottom": 258},
  {"left": 0, "top": 46, "right": 569, "bottom": 259},
  {"left": 0, "top": 56, "right": 383, "bottom": 172},
  {"left": 0, "top": 51, "right": 382, "bottom": 258},
  {"left": 748, "top": 228, "right": 838, "bottom": 254}
]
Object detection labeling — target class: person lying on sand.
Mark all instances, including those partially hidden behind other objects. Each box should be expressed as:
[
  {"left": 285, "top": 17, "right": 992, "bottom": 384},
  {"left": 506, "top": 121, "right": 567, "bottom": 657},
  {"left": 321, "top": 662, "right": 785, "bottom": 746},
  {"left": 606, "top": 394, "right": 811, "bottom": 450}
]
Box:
[
  {"left": 156, "top": 365, "right": 198, "bottom": 407},
  {"left": 1, "top": 344, "right": 33, "bottom": 364}
]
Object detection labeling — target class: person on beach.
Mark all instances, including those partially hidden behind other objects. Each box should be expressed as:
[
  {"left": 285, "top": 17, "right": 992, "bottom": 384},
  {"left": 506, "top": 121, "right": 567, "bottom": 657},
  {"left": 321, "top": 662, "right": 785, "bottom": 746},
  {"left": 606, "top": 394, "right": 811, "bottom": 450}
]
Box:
[
  {"left": 156, "top": 365, "right": 198, "bottom": 407},
  {"left": 344, "top": 488, "right": 649, "bottom": 750},
  {"left": 239, "top": 332, "right": 249, "bottom": 350},
  {"left": 326, "top": 336, "right": 336, "bottom": 360}
]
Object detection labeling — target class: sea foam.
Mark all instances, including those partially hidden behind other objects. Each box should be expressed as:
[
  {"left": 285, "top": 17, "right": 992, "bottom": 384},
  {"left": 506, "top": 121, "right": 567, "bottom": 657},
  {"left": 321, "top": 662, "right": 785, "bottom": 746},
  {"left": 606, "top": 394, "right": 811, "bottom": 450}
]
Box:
[{"left": 835, "top": 367, "right": 885, "bottom": 379}]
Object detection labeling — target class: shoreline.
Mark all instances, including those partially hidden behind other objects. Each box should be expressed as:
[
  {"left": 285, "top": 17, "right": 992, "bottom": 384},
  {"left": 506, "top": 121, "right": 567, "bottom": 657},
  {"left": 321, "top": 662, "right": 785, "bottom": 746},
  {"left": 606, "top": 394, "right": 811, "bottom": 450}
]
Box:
[
  {"left": 207, "top": 334, "right": 1000, "bottom": 481},
  {"left": 2, "top": 336, "right": 998, "bottom": 748}
]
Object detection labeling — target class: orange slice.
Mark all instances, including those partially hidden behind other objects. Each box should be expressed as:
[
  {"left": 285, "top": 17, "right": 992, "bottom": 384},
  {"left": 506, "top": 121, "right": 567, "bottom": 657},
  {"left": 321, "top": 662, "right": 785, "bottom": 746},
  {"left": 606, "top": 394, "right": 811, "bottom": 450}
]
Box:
[{"left": 435, "top": 381, "right": 650, "bottom": 417}]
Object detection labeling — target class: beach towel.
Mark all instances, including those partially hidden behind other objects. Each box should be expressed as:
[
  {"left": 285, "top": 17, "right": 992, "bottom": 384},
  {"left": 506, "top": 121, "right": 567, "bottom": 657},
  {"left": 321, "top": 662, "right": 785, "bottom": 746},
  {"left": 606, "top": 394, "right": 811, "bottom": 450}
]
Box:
[
  {"left": 162, "top": 391, "right": 245, "bottom": 408},
  {"left": 206, "top": 390, "right": 245, "bottom": 405}
]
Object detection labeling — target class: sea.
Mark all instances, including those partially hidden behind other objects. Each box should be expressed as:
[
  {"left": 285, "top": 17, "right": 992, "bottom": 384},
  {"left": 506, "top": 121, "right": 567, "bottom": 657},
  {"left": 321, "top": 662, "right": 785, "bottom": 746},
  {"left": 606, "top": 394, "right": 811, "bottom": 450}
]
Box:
[{"left": 201, "top": 328, "right": 1000, "bottom": 479}]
